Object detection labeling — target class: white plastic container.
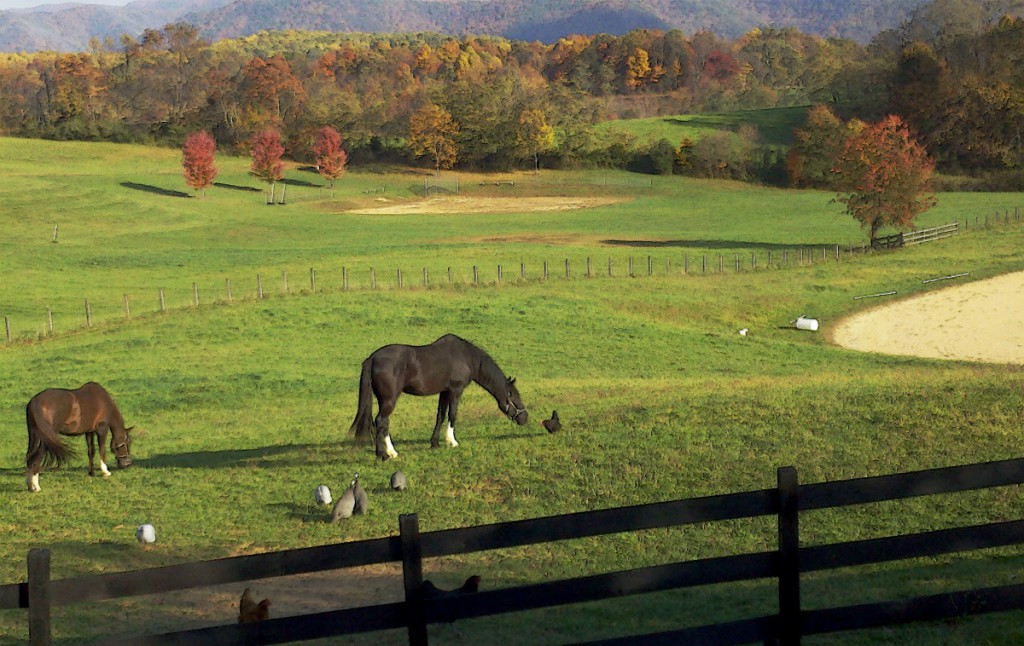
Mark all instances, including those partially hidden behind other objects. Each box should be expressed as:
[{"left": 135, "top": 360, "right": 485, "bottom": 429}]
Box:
[
  {"left": 794, "top": 316, "right": 819, "bottom": 331},
  {"left": 315, "top": 485, "right": 333, "bottom": 505},
  {"left": 136, "top": 524, "right": 156, "bottom": 544}
]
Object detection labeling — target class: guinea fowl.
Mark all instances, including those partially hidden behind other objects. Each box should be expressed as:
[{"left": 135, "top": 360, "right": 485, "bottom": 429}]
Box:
[
  {"left": 422, "top": 575, "right": 482, "bottom": 597},
  {"left": 353, "top": 473, "right": 369, "bottom": 514},
  {"left": 541, "top": 410, "right": 561, "bottom": 433},
  {"left": 390, "top": 470, "right": 408, "bottom": 491}
]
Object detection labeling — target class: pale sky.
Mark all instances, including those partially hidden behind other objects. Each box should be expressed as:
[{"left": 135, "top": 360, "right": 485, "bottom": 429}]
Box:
[{"left": 0, "top": 0, "right": 132, "bottom": 10}]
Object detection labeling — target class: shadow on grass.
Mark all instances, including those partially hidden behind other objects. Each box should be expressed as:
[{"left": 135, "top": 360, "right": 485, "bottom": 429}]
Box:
[
  {"left": 213, "top": 182, "right": 261, "bottom": 193},
  {"left": 120, "top": 182, "right": 191, "bottom": 198},
  {"left": 141, "top": 442, "right": 349, "bottom": 469},
  {"left": 602, "top": 239, "right": 834, "bottom": 251},
  {"left": 281, "top": 177, "right": 321, "bottom": 188}
]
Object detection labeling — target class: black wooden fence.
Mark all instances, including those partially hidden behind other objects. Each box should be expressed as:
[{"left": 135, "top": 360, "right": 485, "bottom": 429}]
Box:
[{"left": 3, "top": 457, "right": 1024, "bottom": 645}]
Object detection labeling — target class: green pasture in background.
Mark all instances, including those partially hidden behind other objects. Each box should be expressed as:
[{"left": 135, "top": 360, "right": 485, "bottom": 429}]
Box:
[{"left": 0, "top": 135, "right": 1023, "bottom": 644}]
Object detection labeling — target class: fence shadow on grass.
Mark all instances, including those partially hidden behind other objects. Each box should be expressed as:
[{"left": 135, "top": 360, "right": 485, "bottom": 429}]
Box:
[
  {"left": 120, "top": 182, "right": 191, "bottom": 199},
  {"left": 602, "top": 238, "right": 832, "bottom": 251}
]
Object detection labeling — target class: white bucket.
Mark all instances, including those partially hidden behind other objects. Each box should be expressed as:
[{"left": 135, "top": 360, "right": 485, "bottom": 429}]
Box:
[
  {"left": 794, "top": 317, "right": 819, "bottom": 331},
  {"left": 136, "top": 524, "right": 156, "bottom": 544}
]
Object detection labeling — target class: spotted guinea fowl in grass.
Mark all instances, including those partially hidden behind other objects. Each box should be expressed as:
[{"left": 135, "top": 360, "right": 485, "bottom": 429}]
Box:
[
  {"left": 390, "top": 470, "right": 407, "bottom": 491},
  {"left": 541, "top": 410, "right": 561, "bottom": 433},
  {"left": 331, "top": 482, "right": 356, "bottom": 521}
]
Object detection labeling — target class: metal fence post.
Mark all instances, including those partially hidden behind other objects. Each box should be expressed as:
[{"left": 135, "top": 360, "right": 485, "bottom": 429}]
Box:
[{"left": 400, "top": 514, "right": 428, "bottom": 646}]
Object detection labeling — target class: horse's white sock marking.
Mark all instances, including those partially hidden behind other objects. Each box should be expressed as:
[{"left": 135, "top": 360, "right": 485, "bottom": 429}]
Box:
[
  {"left": 445, "top": 423, "right": 459, "bottom": 448},
  {"left": 27, "top": 471, "right": 40, "bottom": 492},
  {"left": 100, "top": 460, "right": 112, "bottom": 477},
  {"left": 384, "top": 435, "right": 399, "bottom": 459}
]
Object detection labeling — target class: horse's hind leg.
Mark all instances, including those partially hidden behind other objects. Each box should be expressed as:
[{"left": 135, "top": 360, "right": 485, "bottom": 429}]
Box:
[
  {"left": 374, "top": 399, "right": 400, "bottom": 461},
  {"left": 26, "top": 439, "right": 43, "bottom": 493},
  {"left": 430, "top": 392, "right": 450, "bottom": 448},
  {"left": 445, "top": 391, "right": 463, "bottom": 448}
]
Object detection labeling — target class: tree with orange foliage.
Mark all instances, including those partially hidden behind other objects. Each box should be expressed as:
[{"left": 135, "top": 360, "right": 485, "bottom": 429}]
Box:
[
  {"left": 833, "top": 115, "right": 936, "bottom": 247},
  {"left": 250, "top": 128, "right": 284, "bottom": 204},
  {"left": 312, "top": 125, "right": 348, "bottom": 188},
  {"left": 182, "top": 131, "right": 218, "bottom": 197},
  {"left": 408, "top": 103, "right": 459, "bottom": 187}
]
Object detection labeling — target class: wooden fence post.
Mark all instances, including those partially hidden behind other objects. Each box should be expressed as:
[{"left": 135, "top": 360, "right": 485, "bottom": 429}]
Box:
[
  {"left": 124, "top": 294, "right": 131, "bottom": 319},
  {"left": 342, "top": 268, "right": 348, "bottom": 291},
  {"left": 397, "top": 268, "right": 403, "bottom": 289},
  {"left": 447, "top": 267, "right": 452, "bottom": 285},
  {"left": 520, "top": 263, "right": 525, "bottom": 280},
  {"left": 608, "top": 258, "right": 612, "bottom": 277},
  {"left": 543, "top": 261, "right": 549, "bottom": 280},
  {"left": 647, "top": 255, "right": 652, "bottom": 276},
  {"left": 400, "top": 514, "right": 428, "bottom": 646},
  {"left": 497, "top": 265, "right": 502, "bottom": 283},
  {"left": 257, "top": 275, "right": 264, "bottom": 300},
  {"left": 310, "top": 268, "right": 316, "bottom": 294},
  {"left": 192, "top": 283, "right": 199, "bottom": 307},
  {"left": 424, "top": 267, "right": 429, "bottom": 287},
  {"left": 587, "top": 257, "right": 592, "bottom": 277},
  {"left": 282, "top": 271, "right": 288, "bottom": 294},
  {"left": 473, "top": 266, "right": 478, "bottom": 284},
  {"left": 47, "top": 310, "right": 53, "bottom": 335},
  {"left": 777, "top": 466, "right": 801, "bottom": 645},
  {"left": 159, "top": 289, "right": 165, "bottom": 311},
  {"left": 628, "top": 256, "right": 634, "bottom": 277},
  {"left": 371, "top": 268, "right": 376, "bottom": 290},
  {"left": 565, "top": 258, "right": 570, "bottom": 279},
  {"left": 84, "top": 299, "right": 92, "bottom": 328},
  {"left": 225, "top": 279, "right": 232, "bottom": 302},
  {"left": 28, "top": 548, "right": 51, "bottom": 646},
  {"left": 4, "top": 316, "right": 10, "bottom": 343}
]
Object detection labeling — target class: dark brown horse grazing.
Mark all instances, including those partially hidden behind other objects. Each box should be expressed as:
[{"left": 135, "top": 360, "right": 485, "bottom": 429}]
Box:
[
  {"left": 349, "top": 334, "right": 528, "bottom": 461},
  {"left": 26, "top": 382, "right": 134, "bottom": 492}
]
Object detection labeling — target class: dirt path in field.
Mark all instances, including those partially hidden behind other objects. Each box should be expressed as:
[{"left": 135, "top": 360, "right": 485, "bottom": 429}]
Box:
[{"left": 830, "top": 270, "right": 1024, "bottom": 364}]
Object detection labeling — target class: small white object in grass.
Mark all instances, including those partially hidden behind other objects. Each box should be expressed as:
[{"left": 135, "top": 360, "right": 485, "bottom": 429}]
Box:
[
  {"left": 136, "top": 524, "right": 156, "bottom": 544},
  {"left": 794, "top": 316, "right": 819, "bottom": 331},
  {"left": 315, "top": 485, "right": 332, "bottom": 505},
  {"left": 738, "top": 328, "right": 748, "bottom": 336}
]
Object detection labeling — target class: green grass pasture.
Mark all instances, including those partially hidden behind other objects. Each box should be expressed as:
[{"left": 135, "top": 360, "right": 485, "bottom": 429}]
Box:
[
  {"left": 0, "top": 138, "right": 1023, "bottom": 644},
  {"left": 595, "top": 106, "right": 810, "bottom": 145}
]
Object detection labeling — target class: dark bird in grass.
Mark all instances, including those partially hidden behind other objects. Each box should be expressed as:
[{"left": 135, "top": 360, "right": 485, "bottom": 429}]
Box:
[
  {"left": 541, "top": 410, "right": 561, "bottom": 433},
  {"left": 422, "top": 575, "right": 482, "bottom": 598},
  {"left": 238, "top": 587, "right": 271, "bottom": 623}
]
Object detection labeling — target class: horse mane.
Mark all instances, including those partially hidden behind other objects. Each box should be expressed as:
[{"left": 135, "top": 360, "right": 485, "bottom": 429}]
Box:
[{"left": 450, "top": 335, "right": 507, "bottom": 398}]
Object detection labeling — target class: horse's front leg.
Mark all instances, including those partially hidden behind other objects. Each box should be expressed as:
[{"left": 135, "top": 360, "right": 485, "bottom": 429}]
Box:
[
  {"left": 374, "top": 400, "right": 399, "bottom": 461},
  {"left": 430, "top": 392, "right": 450, "bottom": 448},
  {"left": 93, "top": 424, "right": 113, "bottom": 477},
  {"left": 86, "top": 432, "right": 97, "bottom": 476},
  {"left": 445, "top": 392, "right": 462, "bottom": 448}
]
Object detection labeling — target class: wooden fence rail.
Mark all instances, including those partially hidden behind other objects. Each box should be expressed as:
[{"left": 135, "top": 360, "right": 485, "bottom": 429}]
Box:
[{"left": 3, "top": 457, "right": 1024, "bottom": 645}]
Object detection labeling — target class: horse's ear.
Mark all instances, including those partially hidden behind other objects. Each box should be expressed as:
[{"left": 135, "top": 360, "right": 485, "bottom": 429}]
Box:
[
  {"left": 125, "top": 426, "right": 135, "bottom": 432},
  {"left": 508, "top": 377, "right": 516, "bottom": 385}
]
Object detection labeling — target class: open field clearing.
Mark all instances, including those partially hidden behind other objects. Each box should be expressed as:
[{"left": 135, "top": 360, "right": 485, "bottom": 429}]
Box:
[{"left": 1, "top": 138, "right": 1024, "bottom": 644}]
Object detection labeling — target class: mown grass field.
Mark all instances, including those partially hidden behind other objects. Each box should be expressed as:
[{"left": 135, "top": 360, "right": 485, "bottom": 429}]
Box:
[{"left": 1, "top": 136, "right": 1023, "bottom": 644}]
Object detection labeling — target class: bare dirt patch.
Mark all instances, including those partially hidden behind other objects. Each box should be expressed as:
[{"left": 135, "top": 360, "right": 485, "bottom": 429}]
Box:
[
  {"left": 344, "top": 196, "right": 626, "bottom": 215},
  {"left": 830, "top": 270, "right": 1024, "bottom": 364}
]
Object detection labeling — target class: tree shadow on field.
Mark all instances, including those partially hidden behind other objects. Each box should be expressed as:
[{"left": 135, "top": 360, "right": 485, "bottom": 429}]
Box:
[
  {"left": 213, "top": 182, "right": 261, "bottom": 193},
  {"left": 120, "top": 182, "right": 191, "bottom": 198},
  {"left": 141, "top": 442, "right": 348, "bottom": 470},
  {"left": 602, "top": 239, "right": 833, "bottom": 251},
  {"left": 281, "top": 177, "right": 320, "bottom": 188}
]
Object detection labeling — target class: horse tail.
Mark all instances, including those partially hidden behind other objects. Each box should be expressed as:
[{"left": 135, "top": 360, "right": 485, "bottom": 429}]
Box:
[
  {"left": 26, "top": 401, "right": 73, "bottom": 468},
  {"left": 349, "top": 357, "right": 376, "bottom": 443}
]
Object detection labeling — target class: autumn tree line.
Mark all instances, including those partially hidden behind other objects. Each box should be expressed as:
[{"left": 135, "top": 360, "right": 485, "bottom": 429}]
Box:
[{"left": 0, "top": 4, "right": 1023, "bottom": 187}]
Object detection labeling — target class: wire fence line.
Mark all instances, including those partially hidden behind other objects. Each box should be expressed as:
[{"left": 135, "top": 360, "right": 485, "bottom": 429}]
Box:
[{"left": 3, "top": 210, "right": 1021, "bottom": 345}]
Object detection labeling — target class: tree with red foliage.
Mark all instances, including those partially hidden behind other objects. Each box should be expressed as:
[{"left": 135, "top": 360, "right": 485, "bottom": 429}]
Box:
[
  {"left": 181, "top": 131, "right": 217, "bottom": 197},
  {"left": 250, "top": 128, "right": 284, "bottom": 204},
  {"left": 312, "top": 126, "right": 348, "bottom": 188},
  {"left": 833, "top": 115, "right": 936, "bottom": 247}
]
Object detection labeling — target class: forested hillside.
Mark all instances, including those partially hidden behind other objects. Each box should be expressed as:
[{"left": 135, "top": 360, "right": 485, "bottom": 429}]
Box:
[
  {"left": 0, "top": 0, "right": 929, "bottom": 53},
  {"left": 0, "top": 0, "right": 1021, "bottom": 186}
]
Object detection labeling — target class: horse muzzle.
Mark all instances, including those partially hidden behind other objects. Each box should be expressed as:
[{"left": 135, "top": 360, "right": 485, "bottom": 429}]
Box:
[
  {"left": 117, "top": 456, "right": 133, "bottom": 468},
  {"left": 514, "top": 410, "right": 528, "bottom": 426}
]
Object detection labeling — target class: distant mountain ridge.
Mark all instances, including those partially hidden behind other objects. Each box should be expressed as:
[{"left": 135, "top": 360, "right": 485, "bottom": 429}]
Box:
[{"left": 0, "top": 0, "right": 927, "bottom": 53}]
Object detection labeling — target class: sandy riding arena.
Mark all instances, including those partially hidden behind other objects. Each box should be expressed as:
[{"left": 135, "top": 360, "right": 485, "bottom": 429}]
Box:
[
  {"left": 346, "top": 196, "right": 625, "bottom": 215},
  {"left": 830, "top": 270, "right": 1024, "bottom": 364}
]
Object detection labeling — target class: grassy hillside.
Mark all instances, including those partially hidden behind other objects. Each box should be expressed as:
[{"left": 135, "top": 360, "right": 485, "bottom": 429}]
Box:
[{"left": 0, "top": 137, "right": 1023, "bottom": 644}]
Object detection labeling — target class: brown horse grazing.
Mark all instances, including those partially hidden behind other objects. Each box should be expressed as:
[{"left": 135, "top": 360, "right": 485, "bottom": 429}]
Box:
[
  {"left": 26, "top": 382, "right": 134, "bottom": 492},
  {"left": 349, "top": 334, "right": 528, "bottom": 461}
]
